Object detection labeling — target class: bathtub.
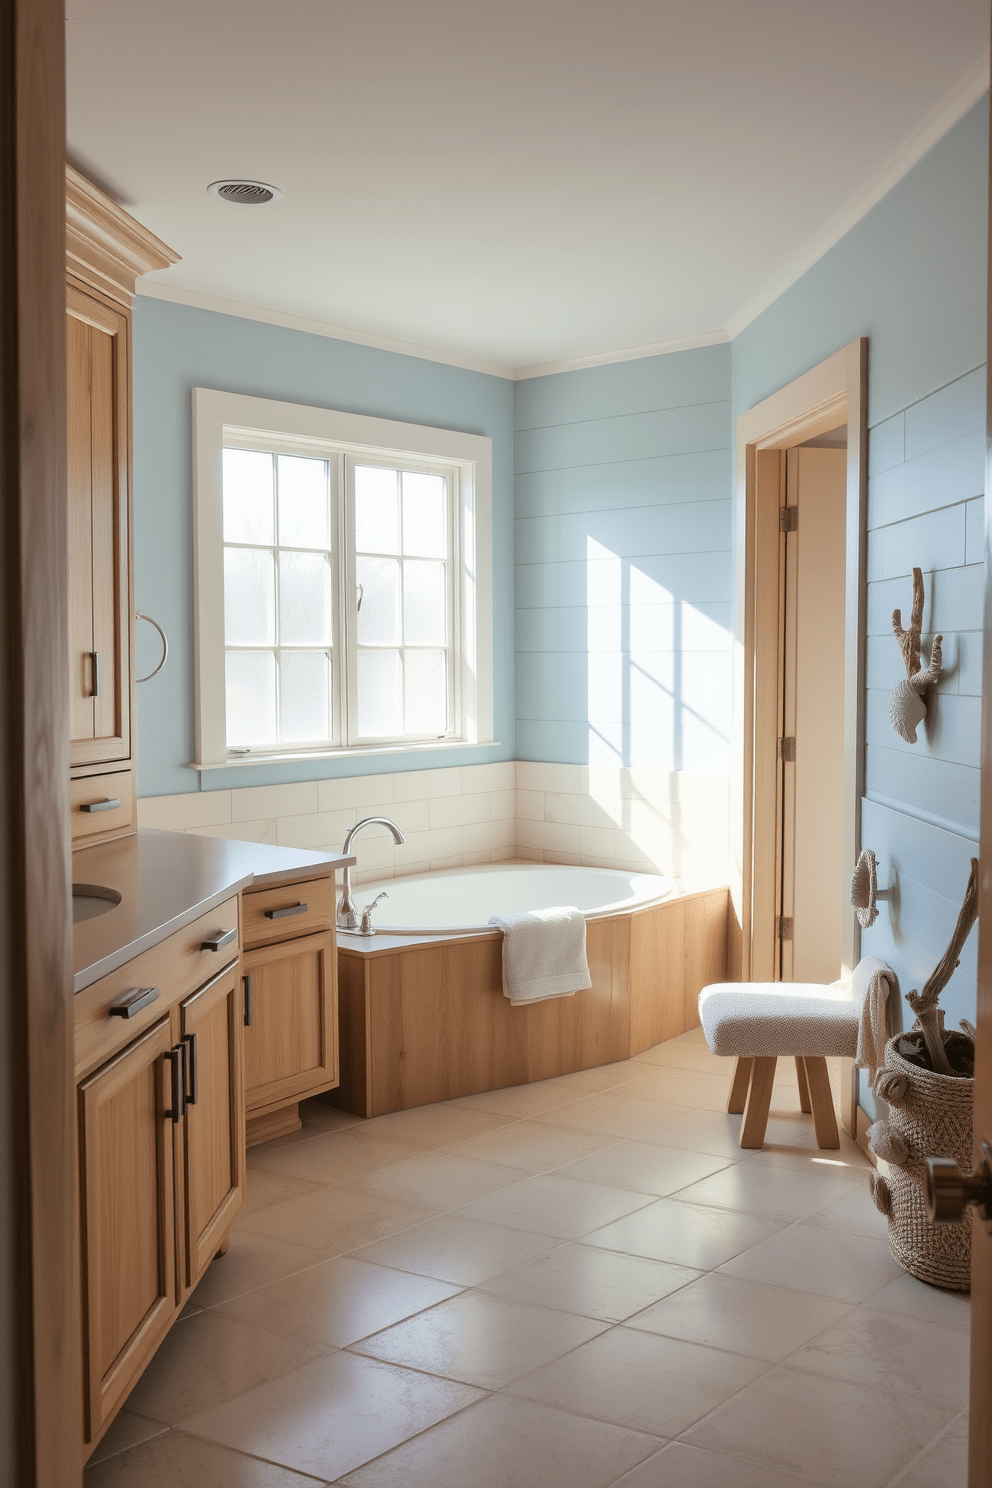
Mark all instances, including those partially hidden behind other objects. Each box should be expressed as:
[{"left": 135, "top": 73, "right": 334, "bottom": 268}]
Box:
[
  {"left": 333, "top": 863, "right": 730, "bottom": 1118},
  {"left": 350, "top": 862, "right": 677, "bottom": 936}
]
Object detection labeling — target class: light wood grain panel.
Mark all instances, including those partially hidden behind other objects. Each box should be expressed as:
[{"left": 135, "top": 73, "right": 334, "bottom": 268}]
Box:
[
  {"left": 333, "top": 953, "right": 372, "bottom": 1117},
  {"left": 245, "top": 1105, "right": 302, "bottom": 1148},
  {"left": 242, "top": 875, "right": 335, "bottom": 949},
  {"left": 628, "top": 890, "right": 729, "bottom": 1054},
  {"left": 78, "top": 1016, "right": 176, "bottom": 1442},
  {"left": 242, "top": 930, "right": 337, "bottom": 1110},
  {"left": 69, "top": 769, "right": 134, "bottom": 844},
  {"left": 74, "top": 896, "right": 240, "bottom": 1080},
  {"left": 66, "top": 309, "right": 94, "bottom": 744},
  {"left": 87, "top": 310, "right": 123, "bottom": 751}
]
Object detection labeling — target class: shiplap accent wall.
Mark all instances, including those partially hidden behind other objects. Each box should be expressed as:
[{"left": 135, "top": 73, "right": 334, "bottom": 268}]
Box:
[{"left": 512, "top": 344, "right": 733, "bottom": 880}]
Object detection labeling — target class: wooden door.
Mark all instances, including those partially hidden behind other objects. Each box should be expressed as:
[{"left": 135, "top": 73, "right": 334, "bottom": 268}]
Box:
[
  {"left": 77, "top": 1016, "right": 177, "bottom": 1442},
  {"left": 178, "top": 964, "right": 244, "bottom": 1293},
  {"left": 242, "top": 930, "right": 337, "bottom": 1111},
  {"left": 66, "top": 283, "right": 130, "bottom": 768},
  {"left": 777, "top": 445, "right": 847, "bottom": 982}
]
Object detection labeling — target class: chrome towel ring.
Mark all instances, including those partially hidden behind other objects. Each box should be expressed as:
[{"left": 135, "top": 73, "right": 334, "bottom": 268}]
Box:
[{"left": 135, "top": 611, "right": 169, "bottom": 682}]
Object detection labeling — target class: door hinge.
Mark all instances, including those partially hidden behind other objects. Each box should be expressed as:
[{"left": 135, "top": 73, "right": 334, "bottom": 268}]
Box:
[
  {"left": 779, "top": 506, "right": 799, "bottom": 533},
  {"left": 776, "top": 916, "right": 794, "bottom": 941},
  {"left": 777, "top": 736, "right": 796, "bottom": 762}
]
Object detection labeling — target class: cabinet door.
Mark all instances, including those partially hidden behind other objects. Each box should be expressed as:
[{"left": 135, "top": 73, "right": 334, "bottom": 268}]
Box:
[
  {"left": 67, "top": 283, "right": 130, "bottom": 767},
  {"left": 78, "top": 1015, "right": 178, "bottom": 1442},
  {"left": 179, "top": 963, "right": 245, "bottom": 1292},
  {"left": 243, "top": 929, "right": 338, "bottom": 1111}
]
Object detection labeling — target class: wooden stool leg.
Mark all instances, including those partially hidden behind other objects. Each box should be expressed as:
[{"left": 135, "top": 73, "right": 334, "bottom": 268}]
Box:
[
  {"left": 802, "top": 1057, "right": 840, "bottom": 1149},
  {"left": 728, "top": 1057, "right": 753, "bottom": 1115},
  {"left": 795, "top": 1056, "right": 811, "bottom": 1113},
  {"left": 740, "top": 1057, "right": 777, "bottom": 1148}
]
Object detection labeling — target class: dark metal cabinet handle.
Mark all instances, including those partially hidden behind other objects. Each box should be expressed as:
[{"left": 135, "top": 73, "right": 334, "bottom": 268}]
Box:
[
  {"left": 164, "top": 1045, "right": 186, "bottom": 1123},
  {"left": 90, "top": 650, "right": 100, "bottom": 698},
  {"left": 80, "top": 798, "right": 121, "bottom": 814},
  {"left": 243, "top": 973, "right": 254, "bottom": 1028},
  {"left": 182, "top": 1033, "right": 198, "bottom": 1105},
  {"left": 264, "top": 901, "right": 308, "bottom": 921},
  {"left": 108, "top": 986, "right": 159, "bottom": 1019},
  {"left": 201, "top": 927, "right": 237, "bottom": 953}
]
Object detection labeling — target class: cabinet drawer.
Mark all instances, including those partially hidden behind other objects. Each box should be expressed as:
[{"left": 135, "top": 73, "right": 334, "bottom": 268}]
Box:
[
  {"left": 70, "top": 770, "right": 134, "bottom": 842},
  {"left": 75, "top": 895, "right": 241, "bottom": 1079},
  {"left": 241, "top": 875, "right": 335, "bottom": 948}
]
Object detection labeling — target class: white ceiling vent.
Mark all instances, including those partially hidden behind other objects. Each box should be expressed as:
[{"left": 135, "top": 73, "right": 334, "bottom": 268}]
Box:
[{"left": 207, "top": 179, "right": 282, "bottom": 205}]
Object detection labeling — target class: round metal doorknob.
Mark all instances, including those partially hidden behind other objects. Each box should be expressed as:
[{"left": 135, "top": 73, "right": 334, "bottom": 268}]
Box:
[{"left": 925, "top": 1143, "right": 992, "bottom": 1224}]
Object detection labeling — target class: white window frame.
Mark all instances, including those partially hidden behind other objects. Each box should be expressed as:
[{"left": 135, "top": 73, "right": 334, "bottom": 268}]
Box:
[{"left": 192, "top": 388, "right": 494, "bottom": 769}]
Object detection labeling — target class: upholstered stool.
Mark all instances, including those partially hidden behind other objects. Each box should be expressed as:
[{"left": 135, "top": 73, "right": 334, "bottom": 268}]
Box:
[{"left": 698, "top": 957, "right": 896, "bottom": 1150}]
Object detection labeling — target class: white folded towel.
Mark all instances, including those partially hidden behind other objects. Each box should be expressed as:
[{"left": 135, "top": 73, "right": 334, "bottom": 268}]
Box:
[{"left": 488, "top": 906, "right": 592, "bottom": 1006}]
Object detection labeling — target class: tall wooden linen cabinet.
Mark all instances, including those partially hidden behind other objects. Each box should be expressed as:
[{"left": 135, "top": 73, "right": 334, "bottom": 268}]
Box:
[{"left": 65, "top": 167, "right": 178, "bottom": 845}]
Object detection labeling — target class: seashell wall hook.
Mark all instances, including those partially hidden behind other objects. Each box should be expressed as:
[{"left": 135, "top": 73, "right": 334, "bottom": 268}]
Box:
[
  {"left": 889, "top": 567, "right": 941, "bottom": 744},
  {"left": 851, "top": 847, "right": 894, "bottom": 929}
]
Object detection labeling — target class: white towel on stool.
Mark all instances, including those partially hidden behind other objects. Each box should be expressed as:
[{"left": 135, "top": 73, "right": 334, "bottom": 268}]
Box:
[{"left": 489, "top": 907, "right": 592, "bottom": 1005}]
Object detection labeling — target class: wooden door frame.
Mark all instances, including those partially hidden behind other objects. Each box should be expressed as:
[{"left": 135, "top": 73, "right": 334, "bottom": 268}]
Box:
[
  {"left": 0, "top": 1, "right": 82, "bottom": 1482},
  {"left": 729, "top": 339, "right": 868, "bottom": 1128}
]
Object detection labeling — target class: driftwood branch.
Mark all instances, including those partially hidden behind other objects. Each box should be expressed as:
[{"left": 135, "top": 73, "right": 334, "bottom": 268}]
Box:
[
  {"left": 891, "top": 567, "right": 924, "bottom": 678},
  {"left": 906, "top": 857, "right": 979, "bottom": 1075}
]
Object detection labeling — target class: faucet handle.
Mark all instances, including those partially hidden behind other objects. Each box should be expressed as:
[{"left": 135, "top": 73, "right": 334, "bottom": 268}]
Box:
[{"left": 359, "top": 892, "right": 388, "bottom": 936}]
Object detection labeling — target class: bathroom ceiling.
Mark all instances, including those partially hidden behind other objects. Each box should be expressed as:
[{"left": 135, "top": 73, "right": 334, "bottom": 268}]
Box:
[{"left": 66, "top": 0, "right": 989, "bottom": 375}]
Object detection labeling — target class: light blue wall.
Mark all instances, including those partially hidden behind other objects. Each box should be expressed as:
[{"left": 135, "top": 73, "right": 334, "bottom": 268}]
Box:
[
  {"left": 514, "top": 344, "right": 732, "bottom": 770},
  {"left": 733, "top": 97, "right": 988, "bottom": 1112},
  {"left": 131, "top": 299, "right": 516, "bottom": 796}
]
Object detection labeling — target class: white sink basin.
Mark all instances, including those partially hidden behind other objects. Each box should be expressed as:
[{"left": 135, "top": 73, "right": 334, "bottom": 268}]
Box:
[{"left": 73, "top": 883, "right": 122, "bottom": 924}]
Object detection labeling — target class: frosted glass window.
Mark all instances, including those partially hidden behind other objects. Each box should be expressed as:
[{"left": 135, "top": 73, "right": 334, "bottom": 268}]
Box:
[
  {"left": 278, "top": 455, "right": 330, "bottom": 549},
  {"left": 357, "top": 650, "right": 402, "bottom": 736},
  {"left": 280, "top": 551, "right": 332, "bottom": 645},
  {"left": 404, "top": 650, "right": 447, "bottom": 734},
  {"left": 402, "top": 472, "right": 446, "bottom": 557},
  {"left": 403, "top": 560, "right": 446, "bottom": 646},
  {"left": 280, "top": 650, "right": 331, "bottom": 742},
  {"left": 223, "top": 449, "right": 274, "bottom": 545},
  {"left": 224, "top": 548, "right": 275, "bottom": 645},
  {"left": 355, "top": 466, "right": 399, "bottom": 554},
  {"left": 356, "top": 556, "right": 400, "bottom": 645},
  {"left": 226, "top": 651, "right": 276, "bottom": 746}
]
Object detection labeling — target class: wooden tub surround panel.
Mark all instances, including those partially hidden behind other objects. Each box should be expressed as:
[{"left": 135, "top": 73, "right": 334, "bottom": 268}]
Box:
[{"left": 335, "top": 887, "right": 729, "bottom": 1118}]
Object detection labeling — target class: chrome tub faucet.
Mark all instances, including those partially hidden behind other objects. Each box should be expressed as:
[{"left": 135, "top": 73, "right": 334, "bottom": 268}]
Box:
[{"left": 337, "top": 816, "right": 405, "bottom": 930}]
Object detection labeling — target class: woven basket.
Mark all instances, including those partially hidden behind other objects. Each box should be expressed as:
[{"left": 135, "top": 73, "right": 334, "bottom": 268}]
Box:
[{"left": 867, "top": 1035, "right": 973, "bottom": 1291}]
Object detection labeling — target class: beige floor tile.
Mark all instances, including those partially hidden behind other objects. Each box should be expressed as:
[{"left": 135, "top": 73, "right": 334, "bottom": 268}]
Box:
[
  {"left": 339, "top": 1393, "right": 661, "bottom": 1488},
  {"left": 187, "top": 1227, "right": 322, "bottom": 1309},
  {"left": 83, "top": 1429, "right": 318, "bottom": 1486},
  {"left": 181, "top": 1351, "right": 484, "bottom": 1481},
  {"left": 674, "top": 1156, "right": 864, "bottom": 1222},
  {"left": 84, "top": 1410, "right": 168, "bottom": 1466},
  {"left": 755, "top": 1144, "right": 872, "bottom": 1174},
  {"left": 235, "top": 1184, "right": 433, "bottom": 1256},
  {"left": 540, "top": 1093, "right": 693, "bottom": 1142},
  {"left": 626, "top": 1272, "right": 852, "bottom": 1362},
  {"left": 456, "top": 1172, "right": 656, "bottom": 1238},
  {"left": 586, "top": 1197, "right": 784, "bottom": 1269},
  {"left": 507, "top": 1325, "right": 766, "bottom": 1437},
  {"left": 630, "top": 1042, "right": 728, "bottom": 1074},
  {"left": 650, "top": 1108, "right": 756, "bottom": 1159},
  {"left": 216, "top": 1254, "right": 463, "bottom": 1347},
  {"left": 351, "top": 1212, "right": 562, "bottom": 1284},
  {"left": 122, "top": 1312, "right": 329, "bottom": 1426},
  {"left": 801, "top": 1180, "right": 894, "bottom": 1240},
  {"left": 480, "top": 1242, "right": 701, "bottom": 1321},
  {"left": 718, "top": 1222, "right": 905, "bottom": 1303},
  {"left": 242, "top": 1167, "right": 320, "bottom": 1215},
  {"left": 624, "top": 1068, "right": 734, "bottom": 1109},
  {"left": 446, "top": 1081, "right": 581, "bottom": 1116},
  {"left": 555, "top": 1140, "right": 734, "bottom": 1196},
  {"left": 341, "top": 1151, "right": 524, "bottom": 1211},
  {"left": 868, "top": 1271, "right": 971, "bottom": 1332},
  {"left": 684, "top": 1364, "right": 961, "bottom": 1486},
  {"left": 789, "top": 1301, "right": 970, "bottom": 1407},
  {"left": 543, "top": 1062, "right": 645, "bottom": 1093},
  {"left": 362, "top": 1103, "right": 516, "bottom": 1149},
  {"left": 353, "top": 1288, "right": 606, "bottom": 1388},
  {"left": 891, "top": 1409, "right": 968, "bottom": 1488},
  {"left": 248, "top": 1129, "right": 423, "bottom": 1186},
  {"left": 441, "top": 1118, "right": 617, "bottom": 1171},
  {"left": 610, "top": 1440, "right": 822, "bottom": 1487}
]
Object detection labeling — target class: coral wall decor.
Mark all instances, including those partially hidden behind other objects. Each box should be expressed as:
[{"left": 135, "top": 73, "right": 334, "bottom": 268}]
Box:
[{"left": 889, "top": 567, "right": 941, "bottom": 744}]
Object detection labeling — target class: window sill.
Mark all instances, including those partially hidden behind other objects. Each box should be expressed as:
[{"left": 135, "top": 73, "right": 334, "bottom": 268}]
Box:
[{"left": 190, "top": 738, "right": 501, "bottom": 772}]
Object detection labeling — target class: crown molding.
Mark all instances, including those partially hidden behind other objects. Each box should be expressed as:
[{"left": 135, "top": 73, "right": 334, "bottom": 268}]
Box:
[
  {"left": 725, "top": 56, "right": 990, "bottom": 340},
  {"left": 66, "top": 165, "right": 179, "bottom": 307},
  {"left": 511, "top": 330, "right": 730, "bottom": 380}
]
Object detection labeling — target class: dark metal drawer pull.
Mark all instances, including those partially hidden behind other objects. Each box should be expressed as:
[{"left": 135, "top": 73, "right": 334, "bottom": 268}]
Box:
[
  {"left": 243, "top": 973, "right": 254, "bottom": 1027},
  {"left": 182, "top": 1032, "right": 198, "bottom": 1105},
  {"left": 164, "top": 1045, "right": 185, "bottom": 1123},
  {"left": 264, "top": 901, "right": 308, "bottom": 921},
  {"left": 201, "top": 927, "right": 237, "bottom": 953},
  {"left": 90, "top": 650, "right": 100, "bottom": 698},
  {"left": 80, "top": 798, "right": 121, "bottom": 813},
  {"left": 108, "top": 986, "right": 159, "bottom": 1019}
]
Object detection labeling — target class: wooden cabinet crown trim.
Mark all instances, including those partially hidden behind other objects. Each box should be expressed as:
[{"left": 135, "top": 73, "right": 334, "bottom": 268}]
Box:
[{"left": 66, "top": 165, "right": 179, "bottom": 307}]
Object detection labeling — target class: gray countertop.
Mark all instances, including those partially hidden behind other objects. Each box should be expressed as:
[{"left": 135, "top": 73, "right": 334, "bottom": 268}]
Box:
[{"left": 72, "top": 829, "right": 354, "bottom": 993}]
